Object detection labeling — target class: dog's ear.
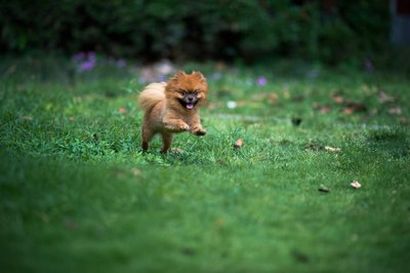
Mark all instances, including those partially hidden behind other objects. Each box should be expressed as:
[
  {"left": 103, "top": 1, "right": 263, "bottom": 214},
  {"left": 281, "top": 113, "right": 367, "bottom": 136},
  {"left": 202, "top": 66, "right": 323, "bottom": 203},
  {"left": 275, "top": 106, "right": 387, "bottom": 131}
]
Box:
[
  {"left": 170, "top": 71, "right": 186, "bottom": 81},
  {"left": 192, "top": 71, "right": 206, "bottom": 82}
]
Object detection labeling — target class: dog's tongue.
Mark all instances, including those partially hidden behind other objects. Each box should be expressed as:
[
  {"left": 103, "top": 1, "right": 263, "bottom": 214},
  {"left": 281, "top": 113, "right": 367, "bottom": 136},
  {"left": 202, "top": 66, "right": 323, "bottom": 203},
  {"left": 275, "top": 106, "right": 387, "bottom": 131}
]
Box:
[{"left": 186, "top": 103, "right": 194, "bottom": 110}]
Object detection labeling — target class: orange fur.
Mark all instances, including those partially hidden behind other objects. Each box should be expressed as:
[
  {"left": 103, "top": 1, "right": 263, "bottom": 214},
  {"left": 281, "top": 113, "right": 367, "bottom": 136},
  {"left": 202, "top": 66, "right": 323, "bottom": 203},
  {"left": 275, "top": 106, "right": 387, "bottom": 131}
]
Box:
[{"left": 138, "top": 71, "right": 208, "bottom": 153}]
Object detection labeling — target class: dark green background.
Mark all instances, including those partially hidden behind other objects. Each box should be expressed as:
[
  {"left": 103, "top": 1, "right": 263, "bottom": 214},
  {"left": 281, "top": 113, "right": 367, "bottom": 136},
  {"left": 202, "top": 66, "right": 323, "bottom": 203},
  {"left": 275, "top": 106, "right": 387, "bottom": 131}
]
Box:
[{"left": 0, "top": 0, "right": 388, "bottom": 63}]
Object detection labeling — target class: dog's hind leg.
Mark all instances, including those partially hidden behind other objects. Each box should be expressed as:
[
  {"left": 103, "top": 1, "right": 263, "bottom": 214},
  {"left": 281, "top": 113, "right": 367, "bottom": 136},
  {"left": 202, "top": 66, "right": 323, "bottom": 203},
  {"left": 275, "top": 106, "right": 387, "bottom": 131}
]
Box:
[
  {"left": 160, "top": 133, "right": 173, "bottom": 153},
  {"left": 141, "top": 127, "right": 154, "bottom": 152}
]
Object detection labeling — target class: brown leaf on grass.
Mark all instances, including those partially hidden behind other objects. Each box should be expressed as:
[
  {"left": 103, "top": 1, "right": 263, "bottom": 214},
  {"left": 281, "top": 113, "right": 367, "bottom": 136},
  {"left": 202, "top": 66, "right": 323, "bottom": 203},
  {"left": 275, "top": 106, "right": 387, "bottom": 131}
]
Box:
[
  {"left": 170, "top": 147, "right": 185, "bottom": 154},
  {"left": 342, "top": 102, "right": 367, "bottom": 115},
  {"left": 319, "top": 106, "right": 331, "bottom": 113},
  {"left": 118, "top": 107, "right": 127, "bottom": 113},
  {"left": 313, "top": 103, "right": 332, "bottom": 114},
  {"left": 350, "top": 180, "right": 361, "bottom": 189},
  {"left": 378, "top": 91, "right": 395, "bottom": 104},
  {"left": 399, "top": 117, "right": 409, "bottom": 125},
  {"left": 318, "top": 184, "right": 330, "bottom": 193},
  {"left": 252, "top": 92, "right": 278, "bottom": 104},
  {"left": 388, "top": 107, "right": 402, "bottom": 115},
  {"left": 267, "top": 93, "right": 278, "bottom": 104},
  {"left": 233, "top": 138, "right": 244, "bottom": 149},
  {"left": 324, "top": 146, "right": 341, "bottom": 153},
  {"left": 342, "top": 107, "right": 354, "bottom": 115},
  {"left": 331, "top": 92, "right": 345, "bottom": 104}
]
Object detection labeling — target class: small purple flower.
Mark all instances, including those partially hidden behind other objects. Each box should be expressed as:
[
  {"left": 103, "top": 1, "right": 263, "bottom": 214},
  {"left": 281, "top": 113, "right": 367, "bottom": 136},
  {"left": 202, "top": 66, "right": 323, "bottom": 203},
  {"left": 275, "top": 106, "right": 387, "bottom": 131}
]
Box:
[
  {"left": 256, "top": 76, "right": 267, "bottom": 86},
  {"left": 72, "top": 51, "right": 97, "bottom": 72},
  {"left": 79, "top": 60, "right": 96, "bottom": 72}
]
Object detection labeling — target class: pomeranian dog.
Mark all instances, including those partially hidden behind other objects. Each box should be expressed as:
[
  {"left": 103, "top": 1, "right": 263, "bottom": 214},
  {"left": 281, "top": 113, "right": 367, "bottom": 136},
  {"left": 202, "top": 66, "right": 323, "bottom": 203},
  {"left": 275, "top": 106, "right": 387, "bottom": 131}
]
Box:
[{"left": 138, "top": 71, "right": 208, "bottom": 153}]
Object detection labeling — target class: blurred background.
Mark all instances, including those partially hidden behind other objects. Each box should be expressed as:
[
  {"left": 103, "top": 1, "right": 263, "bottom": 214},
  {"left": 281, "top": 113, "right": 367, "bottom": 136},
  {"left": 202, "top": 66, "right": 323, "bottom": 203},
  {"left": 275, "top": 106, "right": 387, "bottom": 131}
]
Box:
[{"left": 1, "top": 0, "right": 409, "bottom": 70}]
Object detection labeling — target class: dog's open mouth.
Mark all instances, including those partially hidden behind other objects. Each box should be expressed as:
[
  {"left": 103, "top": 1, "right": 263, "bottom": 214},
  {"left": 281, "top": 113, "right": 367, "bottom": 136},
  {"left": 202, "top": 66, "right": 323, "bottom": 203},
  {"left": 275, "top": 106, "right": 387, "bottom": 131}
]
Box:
[
  {"left": 179, "top": 100, "right": 197, "bottom": 110},
  {"left": 179, "top": 95, "right": 198, "bottom": 110}
]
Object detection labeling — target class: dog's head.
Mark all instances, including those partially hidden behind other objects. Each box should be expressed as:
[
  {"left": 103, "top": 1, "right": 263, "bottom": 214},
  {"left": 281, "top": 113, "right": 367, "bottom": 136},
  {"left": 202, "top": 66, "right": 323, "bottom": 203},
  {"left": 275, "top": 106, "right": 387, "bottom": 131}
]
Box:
[{"left": 165, "top": 71, "right": 208, "bottom": 111}]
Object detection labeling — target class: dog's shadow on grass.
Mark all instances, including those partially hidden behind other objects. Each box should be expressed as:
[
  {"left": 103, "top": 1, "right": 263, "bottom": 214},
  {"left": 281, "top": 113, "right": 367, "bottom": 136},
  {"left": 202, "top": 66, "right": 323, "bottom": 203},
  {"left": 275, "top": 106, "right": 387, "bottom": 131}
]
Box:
[{"left": 139, "top": 147, "right": 205, "bottom": 165}]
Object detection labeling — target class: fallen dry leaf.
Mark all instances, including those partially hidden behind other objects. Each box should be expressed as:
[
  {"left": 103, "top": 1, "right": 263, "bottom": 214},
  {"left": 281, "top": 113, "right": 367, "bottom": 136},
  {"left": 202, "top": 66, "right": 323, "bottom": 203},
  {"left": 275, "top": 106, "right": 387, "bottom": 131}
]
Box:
[
  {"left": 267, "top": 93, "right": 278, "bottom": 104},
  {"left": 318, "top": 184, "right": 330, "bottom": 193},
  {"left": 324, "top": 146, "right": 341, "bottom": 153},
  {"left": 320, "top": 106, "right": 331, "bottom": 114},
  {"left": 350, "top": 180, "right": 361, "bottom": 189},
  {"left": 343, "top": 107, "right": 354, "bottom": 115},
  {"left": 118, "top": 107, "right": 127, "bottom": 113},
  {"left": 399, "top": 117, "right": 409, "bottom": 125},
  {"left": 388, "top": 107, "right": 402, "bottom": 115},
  {"left": 331, "top": 93, "right": 344, "bottom": 104},
  {"left": 233, "top": 138, "right": 244, "bottom": 149},
  {"left": 378, "top": 91, "right": 395, "bottom": 104},
  {"left": 342, "top": 102, "right": 367, "bottom": 115},
  {"left": 251, "top": 92, "right": 279, "bottom": 104},
  {"left": 170, "top": 147, "right": 185, "bottom": 153},
  {"left": 313, "top": 103, "right": 331, "bottom": 114}
]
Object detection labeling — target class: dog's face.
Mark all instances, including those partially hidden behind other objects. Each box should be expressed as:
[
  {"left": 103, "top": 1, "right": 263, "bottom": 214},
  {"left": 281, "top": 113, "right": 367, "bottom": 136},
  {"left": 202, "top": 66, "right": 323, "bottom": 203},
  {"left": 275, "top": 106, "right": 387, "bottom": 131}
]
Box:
[{"left": 165, "top": 71, "right": 208, "bottom": 111}]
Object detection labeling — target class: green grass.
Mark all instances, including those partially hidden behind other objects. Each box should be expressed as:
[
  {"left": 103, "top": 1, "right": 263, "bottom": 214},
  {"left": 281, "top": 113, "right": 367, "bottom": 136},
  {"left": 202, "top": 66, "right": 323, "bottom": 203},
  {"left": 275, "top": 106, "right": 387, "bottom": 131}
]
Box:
[{"left": 1, "top": 57, "right": 410, "bottom": 273}]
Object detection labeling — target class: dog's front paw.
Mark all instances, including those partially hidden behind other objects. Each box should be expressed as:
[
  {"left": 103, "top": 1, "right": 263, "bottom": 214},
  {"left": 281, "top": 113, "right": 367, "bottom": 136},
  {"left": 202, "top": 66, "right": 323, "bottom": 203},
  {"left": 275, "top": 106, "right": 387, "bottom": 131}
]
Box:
[
  {"left": 192, "top": 128, "right": 207, "bottom": 136},
  {"left": 180, "top": 123, "right": 191, "bottom": 131}
]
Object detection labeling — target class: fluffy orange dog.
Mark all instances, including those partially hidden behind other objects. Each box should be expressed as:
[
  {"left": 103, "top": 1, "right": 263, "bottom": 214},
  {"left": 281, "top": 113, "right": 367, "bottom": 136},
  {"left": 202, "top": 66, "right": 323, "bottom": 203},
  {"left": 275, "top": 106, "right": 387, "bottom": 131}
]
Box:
[{"left": 138, "top": 71, "right": 208, "bottom": 153}]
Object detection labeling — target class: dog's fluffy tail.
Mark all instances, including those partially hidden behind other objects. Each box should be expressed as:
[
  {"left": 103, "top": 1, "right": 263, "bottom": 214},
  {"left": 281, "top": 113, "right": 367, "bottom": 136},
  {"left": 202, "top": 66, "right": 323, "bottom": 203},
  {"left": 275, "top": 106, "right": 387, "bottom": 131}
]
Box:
[{"left": 138, "top": 82, "right": 166, "bottom": 111}]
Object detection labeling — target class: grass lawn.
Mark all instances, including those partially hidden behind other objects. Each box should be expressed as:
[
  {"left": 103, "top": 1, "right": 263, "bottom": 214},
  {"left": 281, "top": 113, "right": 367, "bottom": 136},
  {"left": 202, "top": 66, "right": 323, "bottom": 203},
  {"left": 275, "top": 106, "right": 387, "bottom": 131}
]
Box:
[{"left": 1, "top": 57, "right": 410, "bottom": 273}]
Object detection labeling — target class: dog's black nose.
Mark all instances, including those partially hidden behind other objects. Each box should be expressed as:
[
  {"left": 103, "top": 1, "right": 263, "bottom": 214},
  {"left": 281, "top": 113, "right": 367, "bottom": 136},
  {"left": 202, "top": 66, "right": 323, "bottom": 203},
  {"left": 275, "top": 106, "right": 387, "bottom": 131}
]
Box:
[{"left": 186, "top": 94, "right": 195, "bottom": 102}]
